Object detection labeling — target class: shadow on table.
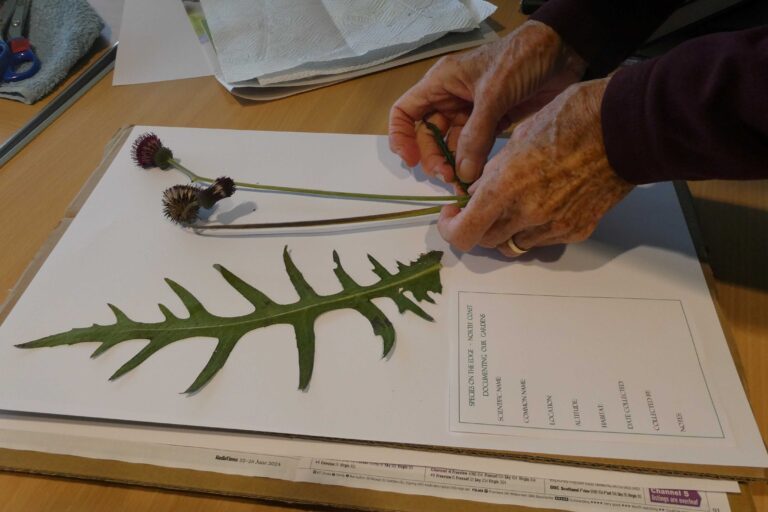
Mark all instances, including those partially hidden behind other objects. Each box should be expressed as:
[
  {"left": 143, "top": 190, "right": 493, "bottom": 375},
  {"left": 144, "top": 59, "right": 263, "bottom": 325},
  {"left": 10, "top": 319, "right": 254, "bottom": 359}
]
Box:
[{"left": 688, "top": 197, "right": 768, "bottom": 293}]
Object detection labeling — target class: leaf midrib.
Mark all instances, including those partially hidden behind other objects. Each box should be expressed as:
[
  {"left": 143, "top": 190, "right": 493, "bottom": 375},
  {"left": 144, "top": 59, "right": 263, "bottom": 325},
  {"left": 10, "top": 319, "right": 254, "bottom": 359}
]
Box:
[{"left": 114, "top": 263, "right": 439, "bottom": 337}]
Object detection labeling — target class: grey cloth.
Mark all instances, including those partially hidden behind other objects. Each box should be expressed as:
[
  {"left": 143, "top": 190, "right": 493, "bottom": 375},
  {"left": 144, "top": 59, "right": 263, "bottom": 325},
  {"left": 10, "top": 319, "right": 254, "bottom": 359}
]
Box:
[{"left": 0, "top": 0, "right": 103, "bottom": 104}]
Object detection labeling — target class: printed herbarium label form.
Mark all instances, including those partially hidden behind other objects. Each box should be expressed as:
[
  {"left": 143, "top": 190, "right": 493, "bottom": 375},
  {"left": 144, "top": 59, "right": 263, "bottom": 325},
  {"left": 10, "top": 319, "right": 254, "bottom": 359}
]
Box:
[
  {"left": 0, "top": 126, "right": 765, "bottom": 467},
  {"left": 454, "top": 292, "right": 723, "bottom": 438}
]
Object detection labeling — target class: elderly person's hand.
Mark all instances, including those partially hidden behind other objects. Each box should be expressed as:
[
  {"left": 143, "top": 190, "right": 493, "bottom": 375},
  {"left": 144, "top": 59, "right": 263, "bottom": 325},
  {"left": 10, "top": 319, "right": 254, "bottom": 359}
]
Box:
[
  {"left": 437, "top": 78, "right": 635, "bottom": 257},
  {"left": 389, "top": 20, "right": 586, "bottom": 185}
]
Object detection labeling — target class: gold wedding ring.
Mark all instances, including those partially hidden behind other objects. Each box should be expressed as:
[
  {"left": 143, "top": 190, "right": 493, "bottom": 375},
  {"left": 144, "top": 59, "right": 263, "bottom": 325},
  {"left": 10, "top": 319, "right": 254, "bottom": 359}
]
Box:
[{"left": 506, "top": 237, "right": 528, "bottom": 256}]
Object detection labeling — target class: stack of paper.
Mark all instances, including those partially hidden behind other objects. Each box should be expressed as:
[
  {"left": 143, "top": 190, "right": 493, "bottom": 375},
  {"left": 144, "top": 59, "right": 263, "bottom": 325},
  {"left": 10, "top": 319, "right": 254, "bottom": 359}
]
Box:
[
  {"left": 1, "top": 126, "right": 765, "bottom": 470},
  {"left": 1, "top": 126, "right": 766, "bottom": 510},
  {"left": 113, "top": 1, "right": 498, "bottom": 100},
  {"left": 197, "top": 0, "right": 497, "bottom": 99}
]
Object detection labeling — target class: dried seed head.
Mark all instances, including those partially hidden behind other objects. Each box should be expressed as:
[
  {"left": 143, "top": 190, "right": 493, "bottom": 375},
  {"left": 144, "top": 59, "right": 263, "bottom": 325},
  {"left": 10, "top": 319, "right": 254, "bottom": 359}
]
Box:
[
  {"left": 197, "top": 176, "right": 236, "bottom": 209},
  {"left": 162, "top": 185, "right": 200, "bottom": 224},
  {"left": 132, "top": 132, "right": 174, "bottom": 170}
]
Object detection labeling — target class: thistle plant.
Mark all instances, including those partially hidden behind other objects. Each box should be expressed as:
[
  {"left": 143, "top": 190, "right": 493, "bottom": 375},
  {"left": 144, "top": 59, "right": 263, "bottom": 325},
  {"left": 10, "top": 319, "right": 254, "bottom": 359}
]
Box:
[
  {"left": 132, "top": 132, "right": 467, "bottom": 230},
  {"left": 423, "top": 120, "right": 471, "bottom": 194},
  {"left": 18, "top": 248, "right": 444, "bottom": 392},
  {"left": 15, "top": 133, "right": 454, "bottom": 393},
  {"left": 162, "top": 178, "right": 236, "bottom": 224}
]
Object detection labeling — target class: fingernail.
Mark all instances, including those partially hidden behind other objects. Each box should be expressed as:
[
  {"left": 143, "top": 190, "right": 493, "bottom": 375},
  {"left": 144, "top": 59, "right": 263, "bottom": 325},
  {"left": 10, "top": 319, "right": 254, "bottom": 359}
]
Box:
[
  {"left": 458, "top": 159, "right": 478, "bottom": 183},
  {"left": 436, "top": 172, "right": 446, "bottom": 183}
]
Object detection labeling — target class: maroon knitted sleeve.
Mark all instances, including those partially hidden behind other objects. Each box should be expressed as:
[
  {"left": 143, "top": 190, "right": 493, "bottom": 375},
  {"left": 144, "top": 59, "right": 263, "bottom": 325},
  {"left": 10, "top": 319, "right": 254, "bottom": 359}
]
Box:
[
  {"left": 602, "top": 27, "right": 768, "bottom": 183},
  {"left": 530, "top": 0, "right": 684, "bottom": 76}
]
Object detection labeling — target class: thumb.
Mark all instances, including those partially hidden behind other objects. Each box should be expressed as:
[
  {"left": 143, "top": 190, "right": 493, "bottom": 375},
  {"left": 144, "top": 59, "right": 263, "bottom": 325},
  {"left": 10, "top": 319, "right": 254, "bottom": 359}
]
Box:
[{"left": 455, "top": 102, "right": 503, "bottom": 183}]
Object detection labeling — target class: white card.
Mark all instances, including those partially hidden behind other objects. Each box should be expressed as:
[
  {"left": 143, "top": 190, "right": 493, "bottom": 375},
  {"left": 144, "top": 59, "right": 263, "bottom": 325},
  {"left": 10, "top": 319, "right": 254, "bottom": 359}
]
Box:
[{"left": 0, "top": 126, "right": 764, "bottom": 467}]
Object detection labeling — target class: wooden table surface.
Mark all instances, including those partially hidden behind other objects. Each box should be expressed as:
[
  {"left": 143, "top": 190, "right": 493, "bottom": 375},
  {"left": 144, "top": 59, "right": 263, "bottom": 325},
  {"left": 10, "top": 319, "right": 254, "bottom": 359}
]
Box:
[{"left": 0, "top": 3, "right": 765, "bottom": 511}]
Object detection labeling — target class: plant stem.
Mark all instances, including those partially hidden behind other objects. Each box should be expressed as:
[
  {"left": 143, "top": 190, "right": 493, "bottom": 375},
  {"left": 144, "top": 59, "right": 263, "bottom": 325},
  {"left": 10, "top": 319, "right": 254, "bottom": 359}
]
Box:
[
  {"left": 423, "top": 120, "right": 471, "bottom": 194},
  {"left": 168, "top": 158, "right": 467, "bottom": 205},
  {"left": 189, "top": 205, "right": 445, "bottom": 230}
]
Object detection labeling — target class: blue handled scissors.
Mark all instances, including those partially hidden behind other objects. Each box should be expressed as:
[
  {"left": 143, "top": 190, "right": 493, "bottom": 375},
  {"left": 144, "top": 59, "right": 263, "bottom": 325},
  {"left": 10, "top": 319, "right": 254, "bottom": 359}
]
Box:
[{"left": 0, "top": 0, "right": 40, "bottom": 82}]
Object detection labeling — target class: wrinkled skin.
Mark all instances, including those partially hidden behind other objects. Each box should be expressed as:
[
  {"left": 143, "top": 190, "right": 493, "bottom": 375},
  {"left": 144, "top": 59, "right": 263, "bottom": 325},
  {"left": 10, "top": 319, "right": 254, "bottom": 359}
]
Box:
[
  {"left": 437, "top": 79, "right": 635, "bottom": 257},
  {"left": 389, "top": 20, "right": 586, "bottom": 184},
  {"left": 388, "top": 21, "right": 634, "bottom": 256}
]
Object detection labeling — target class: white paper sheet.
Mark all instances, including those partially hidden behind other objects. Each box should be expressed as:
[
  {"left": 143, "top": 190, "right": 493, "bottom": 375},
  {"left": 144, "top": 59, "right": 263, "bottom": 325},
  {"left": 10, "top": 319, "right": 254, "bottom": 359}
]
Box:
[
  {"left": 0, "top": 127, "right": 765, "bottom": 468},
  {"left": 112, "top": 0, "right": 497, "bottom": 98},
  {"left": 113, "top": 0, "right": 212, "bottom": 85},
  {"left": 213, "top": 23, "right": 499, "bottom": 101},
  {"left": 200, "top": 0, "right": 495, "bottom": 84}
]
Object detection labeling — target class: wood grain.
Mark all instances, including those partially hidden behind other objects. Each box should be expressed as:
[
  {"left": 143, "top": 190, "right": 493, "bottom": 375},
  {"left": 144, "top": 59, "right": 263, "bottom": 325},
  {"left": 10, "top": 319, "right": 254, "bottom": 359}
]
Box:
[
  {"left": 0, "top": 2, "right": 765, "bottom": 510},
  {"left": 688, "top": 180, "right": 768, "bottom": 512}
]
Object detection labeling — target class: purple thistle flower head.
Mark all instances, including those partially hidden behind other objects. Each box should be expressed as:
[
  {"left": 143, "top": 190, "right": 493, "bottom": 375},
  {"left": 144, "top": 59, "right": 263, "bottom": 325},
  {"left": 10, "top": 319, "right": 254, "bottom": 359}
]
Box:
[{"left": 132, "top": 132, "right": 174, "bottom": 170}]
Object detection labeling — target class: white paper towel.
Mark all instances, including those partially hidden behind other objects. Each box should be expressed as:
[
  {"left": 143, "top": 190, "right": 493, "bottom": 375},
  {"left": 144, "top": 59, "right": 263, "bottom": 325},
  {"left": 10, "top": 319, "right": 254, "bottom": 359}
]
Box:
[{"left": 201, "top": 0, "right": 496, "bottom": 84}]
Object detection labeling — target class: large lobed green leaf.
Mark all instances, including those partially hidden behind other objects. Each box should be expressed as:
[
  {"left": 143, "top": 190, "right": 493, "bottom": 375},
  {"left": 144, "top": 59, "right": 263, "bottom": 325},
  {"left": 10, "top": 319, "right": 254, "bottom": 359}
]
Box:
[{"left": 17, "top": 248, "right": 443, "bottom": 393}]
